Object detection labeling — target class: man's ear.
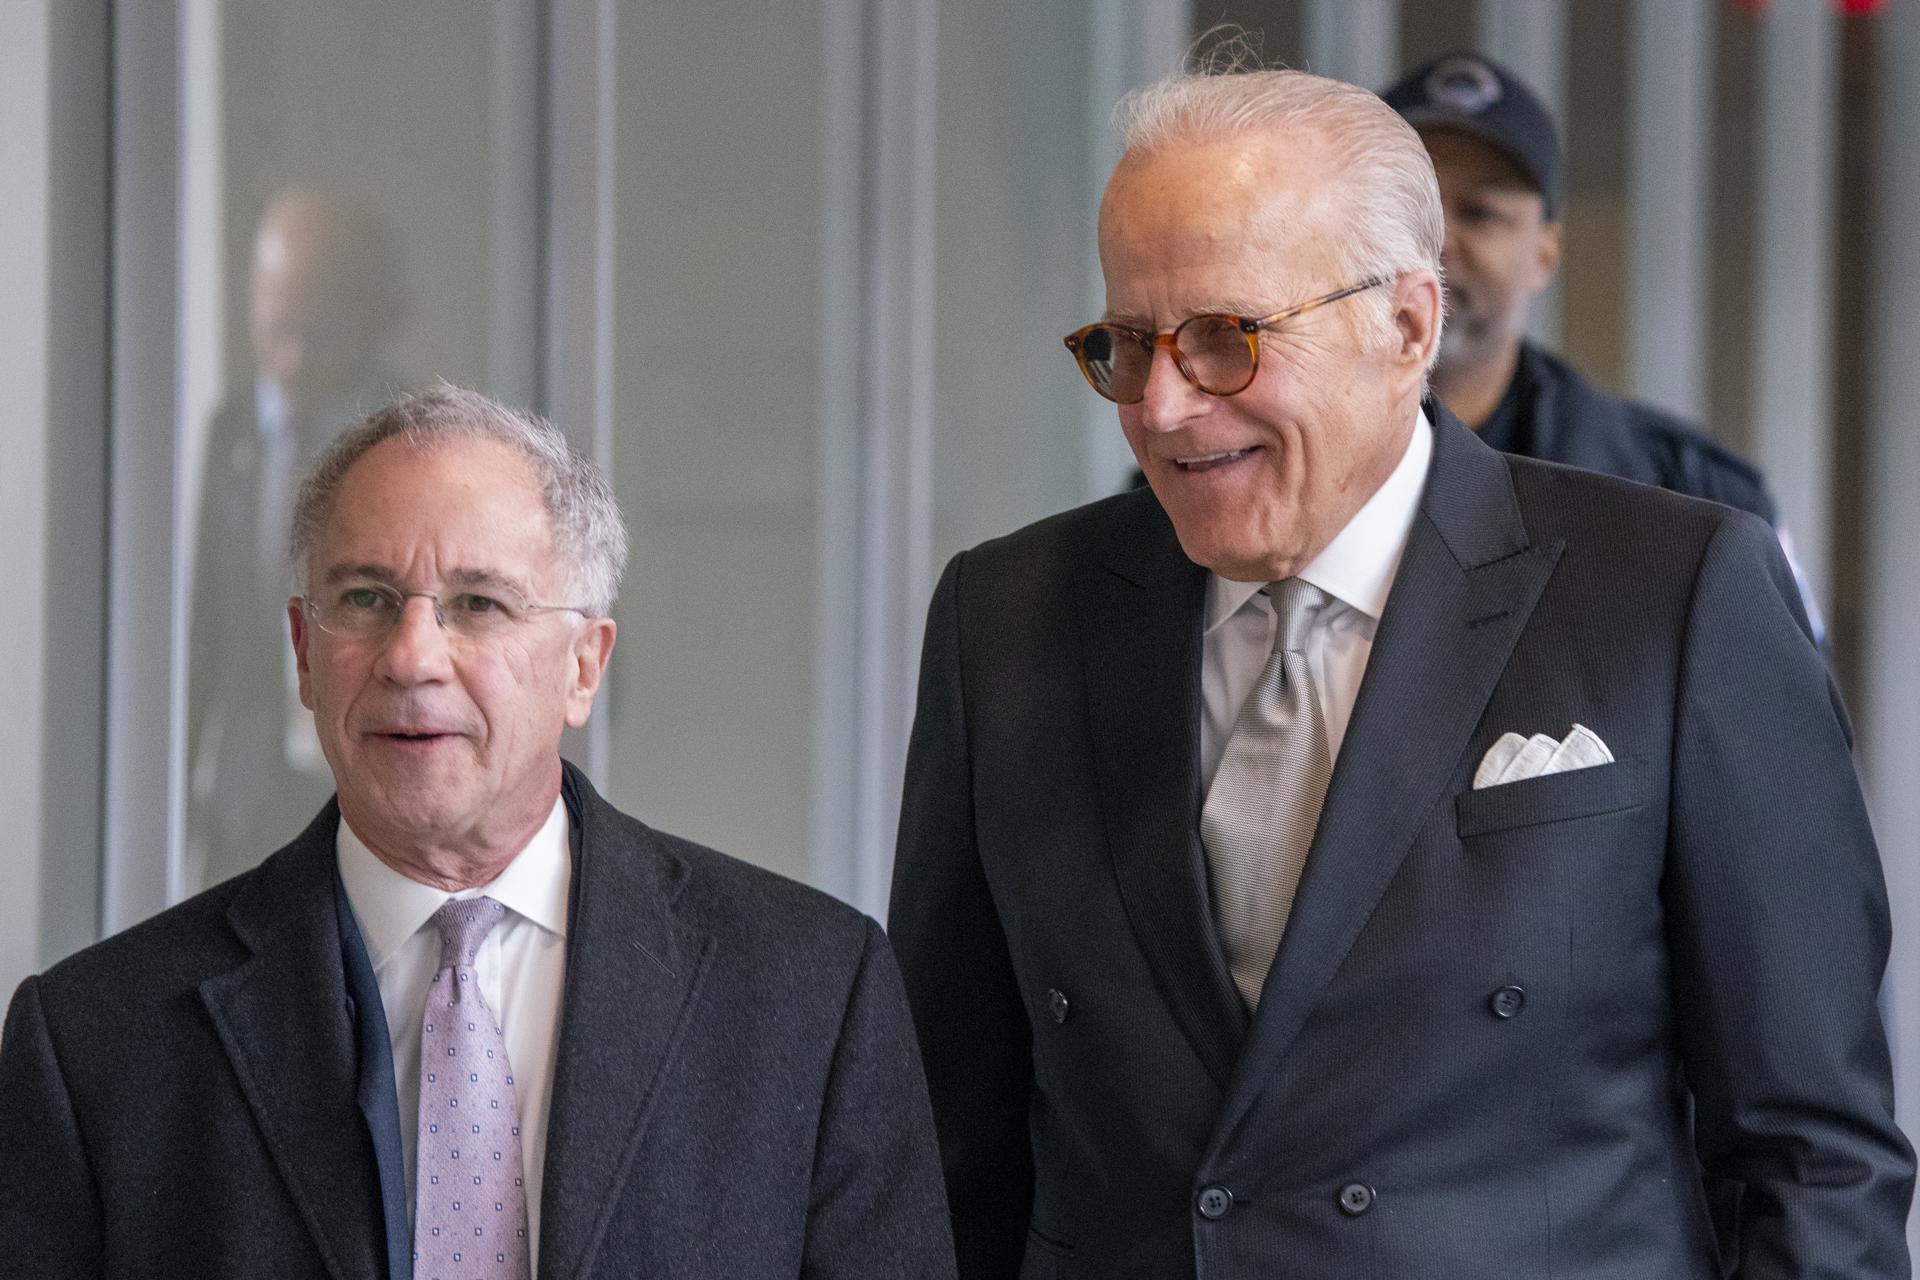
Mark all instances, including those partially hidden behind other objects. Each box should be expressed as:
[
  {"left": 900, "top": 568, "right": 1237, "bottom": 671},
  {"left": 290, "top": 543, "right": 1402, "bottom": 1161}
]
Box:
[
  {"left": 1390, "top": 268, "right": 1444, "bottom": 378},
  {"left": 289, "top": 598, "right": 315, "bottom": 710},
  {"left": 1534, "top": 219, "right": 1564, "bottom": 290},
  {"left": 563, "top": 617, "right": 617, "bottom": 729}
]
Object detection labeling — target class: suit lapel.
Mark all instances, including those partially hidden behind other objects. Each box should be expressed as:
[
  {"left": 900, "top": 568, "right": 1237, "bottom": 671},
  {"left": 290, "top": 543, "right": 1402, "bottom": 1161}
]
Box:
[
  {"left": 1209, "top": 409, "right": 1564, "bottom": 1151},
  {"left": 199, "top": 809, "right": 391, "bottom": 1280},
  {"left": 539, "top": 765, "right": 711, "bottom": 1280},
  {"left": 1077, "top": 494, "right": 1247, "bottom": 1093}
]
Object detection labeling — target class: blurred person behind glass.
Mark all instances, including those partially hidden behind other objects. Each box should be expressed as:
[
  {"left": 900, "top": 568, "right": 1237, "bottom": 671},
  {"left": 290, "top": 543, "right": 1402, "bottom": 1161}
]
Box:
[{"left": 189, "top": 186, "right": 409, "bottom": 887}]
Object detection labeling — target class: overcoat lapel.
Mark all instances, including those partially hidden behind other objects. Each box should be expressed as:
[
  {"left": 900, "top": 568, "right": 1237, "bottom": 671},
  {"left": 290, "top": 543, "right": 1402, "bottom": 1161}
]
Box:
[
  {"left": 198, "top": 809, "right": 391, "bottom": 1280},
  {"left": 1077, "top": 494, "right": 1248, "bottom": 1094},
  {"left": 539, "top": 766, "right": 712, "bottom": 1280},
  {"left": 1209, "top": 409, "right": 1564, "bottom": 1151}
]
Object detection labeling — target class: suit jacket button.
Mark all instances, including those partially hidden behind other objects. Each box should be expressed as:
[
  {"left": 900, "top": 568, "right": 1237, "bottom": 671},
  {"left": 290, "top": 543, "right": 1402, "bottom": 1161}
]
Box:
[
  {"left": 1490, "top": 985, "right": 1527, "bottom": 1019},
  {"left": 1047, "top": 988, "right": 1070, "bottom": 1023},
  {"left": 1196, "top": 1185, "right": 1233, "bottom": 1220},
  {"left": 1338, "top": 1183, "right": 1374, "bottom": 1216}
]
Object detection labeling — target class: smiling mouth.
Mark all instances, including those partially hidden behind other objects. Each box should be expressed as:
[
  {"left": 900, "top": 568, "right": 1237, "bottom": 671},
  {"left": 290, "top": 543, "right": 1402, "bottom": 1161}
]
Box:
[{"left": 1174, "top": 446, "right": 1260, "bottom": 472}]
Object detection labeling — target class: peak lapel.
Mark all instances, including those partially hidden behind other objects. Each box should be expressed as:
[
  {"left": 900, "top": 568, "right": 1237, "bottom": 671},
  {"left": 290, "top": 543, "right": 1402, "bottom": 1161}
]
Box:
[
  {"left": 539, "top": 767, "right": 711, "bottom": 1280},
  {"left": 1209, "top": 410, "right": 1564, "bottom": 1151},
  {"left": 198, "top": 813, "right": 390, "bottom": 1280},
  {"left": 1076, "top": 495, "right": 1247, "bottom": 1092}
]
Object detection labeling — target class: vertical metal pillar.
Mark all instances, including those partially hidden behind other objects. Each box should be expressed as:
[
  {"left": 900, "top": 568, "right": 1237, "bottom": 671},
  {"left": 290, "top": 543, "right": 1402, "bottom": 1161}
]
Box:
[
  {"left": 1477, "top": 0, "right": 1568, "bottom": 349},
  {"left": 543, "top": 0, "right": 618, "bottom": 787},
  {"left": 815, "top": 0, "right": 938, "bottom": 919},
  {"left": 1749, "top": 0, "right": 1837, "bottom": 616},
  {"left": 1303, "top": 0, "right": 1400, "bottom": 88},
  {"left": 1627, "top": 0, "right": 1713, "bottom": 419},
  {"left": 103, "top": 0, "right": 187, "bottom": 932},
  {"left": 1859, "top": 0, "right": 1920, "bottom": 1257}
]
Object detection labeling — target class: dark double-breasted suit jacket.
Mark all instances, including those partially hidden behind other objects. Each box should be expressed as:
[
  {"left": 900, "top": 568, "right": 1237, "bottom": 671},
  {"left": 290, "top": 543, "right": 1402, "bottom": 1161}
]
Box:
[
  {"left": 1, "top": 765, "right": 956, "bottom": 1279},
  {"left": 888, "top": 405, "right": 1912, "bottom": 1278}
]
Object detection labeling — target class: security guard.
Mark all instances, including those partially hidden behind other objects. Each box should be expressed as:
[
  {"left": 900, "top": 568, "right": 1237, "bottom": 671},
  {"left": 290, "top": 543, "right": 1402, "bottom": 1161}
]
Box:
[{"left": 1383, "top": 51, "right": 1823, "bottom": 640}]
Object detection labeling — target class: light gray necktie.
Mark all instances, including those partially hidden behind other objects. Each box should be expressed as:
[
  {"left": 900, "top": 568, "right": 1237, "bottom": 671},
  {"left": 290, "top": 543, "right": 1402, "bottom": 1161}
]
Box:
[{"left": 1201, "top": 578, "right": 1334, "bottom": 1009}]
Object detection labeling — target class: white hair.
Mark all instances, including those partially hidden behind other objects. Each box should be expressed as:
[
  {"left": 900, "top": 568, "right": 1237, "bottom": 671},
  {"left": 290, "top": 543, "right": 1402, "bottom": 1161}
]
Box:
[
  {"left": 290, "top": 384, "right": 630, "bottom": 616},
  {"left": 1114, "top": 59, "right": 1446, "bottom": 361}
]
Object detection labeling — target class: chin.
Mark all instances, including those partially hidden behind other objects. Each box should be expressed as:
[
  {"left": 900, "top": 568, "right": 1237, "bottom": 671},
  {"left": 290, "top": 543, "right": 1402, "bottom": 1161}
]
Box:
[{"left": 1172, "top": 531, "right": 1285, "bottom": 582}]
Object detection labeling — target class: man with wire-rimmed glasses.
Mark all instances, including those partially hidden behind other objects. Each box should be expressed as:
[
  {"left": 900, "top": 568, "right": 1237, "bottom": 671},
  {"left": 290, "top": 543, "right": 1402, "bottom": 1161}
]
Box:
[
  {"left": 889, "top": 58, "right": 1908, "bottom": 1280},
  {"left": 2, "top": 386, "right": 956, "bottom": 1279}
]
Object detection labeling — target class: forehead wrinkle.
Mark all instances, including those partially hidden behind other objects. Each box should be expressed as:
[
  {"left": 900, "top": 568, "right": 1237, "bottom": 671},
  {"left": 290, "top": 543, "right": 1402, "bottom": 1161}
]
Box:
[{"left": 323, "top": 561, "right": 401, "bottom": 585}]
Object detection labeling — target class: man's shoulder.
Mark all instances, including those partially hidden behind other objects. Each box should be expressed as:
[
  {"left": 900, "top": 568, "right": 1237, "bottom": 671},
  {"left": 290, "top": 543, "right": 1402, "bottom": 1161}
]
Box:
[
  {"left": 31, "top": 859, "right": 272, "bottom": 1011},
  {"left": 958, "top": 487, "right": 1156, "bottom": 570},
  {"left": 580, "top": 788, "right": 875, "bottom": 964},
  {"left": 1497, "top": 446, "right": 1778, "bottom": 606},
  {"left": 30, "top": 806, "right": 338, "bottom": 1011},
  {"left": 1614, "top": 402, "right": 1777, "bottom": 524},
  {"left": 1525, "top": 345, "right": 1776, "bottom": 522},
  {"left": 941, "top": 487, "right": 1179, "bottom": 609}
]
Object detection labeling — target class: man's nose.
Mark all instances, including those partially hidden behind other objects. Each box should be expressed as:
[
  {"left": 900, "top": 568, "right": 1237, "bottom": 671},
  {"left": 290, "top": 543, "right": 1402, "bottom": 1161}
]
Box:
[
  {"left": 1133, "top": 342, "right": 1205, "bottom": 434},
  {"left": 376, "top": 596, "right": 453, "bottom": 682}
]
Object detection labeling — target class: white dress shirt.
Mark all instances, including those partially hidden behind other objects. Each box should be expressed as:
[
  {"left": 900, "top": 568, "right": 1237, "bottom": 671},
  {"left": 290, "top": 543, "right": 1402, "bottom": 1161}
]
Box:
[
  {"left": 337, "top": 796, "right": 571, "bottom": 1274},
  {"left": 1200, "top": 410, "right": 1434, "bottom": 794}
]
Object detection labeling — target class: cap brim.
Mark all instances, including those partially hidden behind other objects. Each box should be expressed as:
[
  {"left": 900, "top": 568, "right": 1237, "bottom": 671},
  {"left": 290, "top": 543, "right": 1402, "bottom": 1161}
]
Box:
[{"left": 1401, "top": 110, "right": 1550, "bottom": 202}]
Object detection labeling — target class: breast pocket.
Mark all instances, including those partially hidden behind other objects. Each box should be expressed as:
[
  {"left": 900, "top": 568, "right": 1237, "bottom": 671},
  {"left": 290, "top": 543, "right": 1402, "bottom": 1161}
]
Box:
[{"left": 1454, "top": 756, "right": 1647, "bottom": 838}]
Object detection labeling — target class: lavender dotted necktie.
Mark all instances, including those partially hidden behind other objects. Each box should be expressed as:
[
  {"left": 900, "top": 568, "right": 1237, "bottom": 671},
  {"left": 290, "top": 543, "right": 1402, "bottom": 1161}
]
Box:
[
  {"left": 1201, "top": 578, "right": 1334, "bottom": 1009},
  {"left": 414, "top": 897, "right": 530, "bottom": 1280}
]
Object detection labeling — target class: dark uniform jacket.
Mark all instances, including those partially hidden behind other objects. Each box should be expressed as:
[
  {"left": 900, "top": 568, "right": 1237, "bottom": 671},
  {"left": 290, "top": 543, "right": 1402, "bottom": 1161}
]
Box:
[
  {"left": 1479, "top": 342, "right": 1777, "bottom": 525},
  {"left": 1478, "top": 343, "right": 1823, "bottom": 642}
]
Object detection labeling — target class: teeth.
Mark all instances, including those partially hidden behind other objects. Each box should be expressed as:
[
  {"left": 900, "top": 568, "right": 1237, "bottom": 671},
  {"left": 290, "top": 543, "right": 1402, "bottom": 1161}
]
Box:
[{"left": 1177, "top": 448, "right": 1250, "bottom": 465}]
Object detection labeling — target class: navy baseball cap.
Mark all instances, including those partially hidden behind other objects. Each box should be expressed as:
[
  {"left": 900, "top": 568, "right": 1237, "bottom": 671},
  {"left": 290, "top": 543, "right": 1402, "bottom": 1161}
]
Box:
[{"left": 1382, "top": 52, "right": 1563, "bottom": 220}]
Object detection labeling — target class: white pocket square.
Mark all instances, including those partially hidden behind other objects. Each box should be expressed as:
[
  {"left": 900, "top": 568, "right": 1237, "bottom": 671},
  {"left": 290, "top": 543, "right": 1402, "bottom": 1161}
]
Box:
[{"left": 1473, "top": 723, "right": 1614, "bottom": 790}]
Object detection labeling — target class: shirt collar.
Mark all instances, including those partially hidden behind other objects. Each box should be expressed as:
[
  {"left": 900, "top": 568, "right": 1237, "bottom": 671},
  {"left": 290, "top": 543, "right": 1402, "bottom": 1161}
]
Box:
[
  {"left": 336, "top": 793, "right": 572, "bottom": 971},
  {"left": 1204, "top": 408, "right": 1434, "bottom": 633}
]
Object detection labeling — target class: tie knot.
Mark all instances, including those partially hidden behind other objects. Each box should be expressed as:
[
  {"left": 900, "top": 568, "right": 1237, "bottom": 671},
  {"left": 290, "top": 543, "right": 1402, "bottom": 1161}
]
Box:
[
  {"left": 1266, "top": 577, "right": 1325, "bottom": 654},
  {"left": 430, "top": 896, "right": 508, "bottom": 969}
]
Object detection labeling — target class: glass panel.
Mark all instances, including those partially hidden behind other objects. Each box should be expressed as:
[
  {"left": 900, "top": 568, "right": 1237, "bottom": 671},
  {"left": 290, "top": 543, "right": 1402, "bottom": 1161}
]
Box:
[
  {"left": 182, "top": 0, "right": 541, "bottom": 892},
  {"left": 603, "top": 7, "right": 830, "bottom": 886},
  {"left": 932, "top": 0, "right": 1120, "bottom": 564}
]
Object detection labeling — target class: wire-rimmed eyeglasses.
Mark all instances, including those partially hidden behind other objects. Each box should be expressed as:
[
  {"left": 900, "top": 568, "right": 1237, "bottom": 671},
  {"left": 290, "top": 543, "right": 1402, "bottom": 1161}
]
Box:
[{"left": 299, "top": 580, "right": 589, "bottom": 643}]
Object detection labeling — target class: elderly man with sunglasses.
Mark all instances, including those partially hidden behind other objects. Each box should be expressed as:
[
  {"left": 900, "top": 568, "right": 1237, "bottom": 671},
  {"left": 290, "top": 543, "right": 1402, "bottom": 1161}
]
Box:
[
  {"left": 888, "top": 64, "right": 1909, "bottom": 1280},
  {"left": 1, "top": 387, "right": 956, "bottom": 1279}
]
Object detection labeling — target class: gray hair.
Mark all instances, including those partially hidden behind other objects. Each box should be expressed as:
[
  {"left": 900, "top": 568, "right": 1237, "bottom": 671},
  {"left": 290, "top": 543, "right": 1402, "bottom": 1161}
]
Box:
[
  {"left": 1114, "top": 53, "right": 1446, "bottom": 361},
  {"left": 289, "top": 384, "right": 629, "bottom": 616}
]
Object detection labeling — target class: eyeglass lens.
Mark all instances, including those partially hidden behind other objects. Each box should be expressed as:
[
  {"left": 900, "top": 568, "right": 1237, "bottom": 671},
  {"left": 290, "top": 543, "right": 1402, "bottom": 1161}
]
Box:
[
  {"left": 308, "top": 584, "right": 531, "bottom": 640},
  {"left": 1078, "top": 315, "right": 1255, "bottom": 404}
]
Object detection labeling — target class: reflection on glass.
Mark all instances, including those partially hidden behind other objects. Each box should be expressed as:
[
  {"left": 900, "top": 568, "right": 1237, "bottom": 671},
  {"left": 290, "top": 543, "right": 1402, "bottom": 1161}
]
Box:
[{"left": 187, "top": 187, "right": 410, "bottom": 888}]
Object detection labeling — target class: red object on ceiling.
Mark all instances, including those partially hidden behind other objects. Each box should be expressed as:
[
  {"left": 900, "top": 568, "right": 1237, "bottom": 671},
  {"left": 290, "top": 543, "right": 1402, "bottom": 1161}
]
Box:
[{"left": 1733, "top": 0, "right": 1888, "bottom": 13}]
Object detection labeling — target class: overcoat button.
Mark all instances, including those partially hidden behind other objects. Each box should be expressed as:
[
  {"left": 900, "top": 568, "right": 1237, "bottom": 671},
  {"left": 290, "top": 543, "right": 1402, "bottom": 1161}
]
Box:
[
  {"left": 1047, "top": 988, "right": 1070, "bottom": 1024},
  {"left": 1490, "top": 985, "right": 1527, "bottom": 1019},
  {"left": 1196, "top": 1185, "right": 1233, "bottom": 1220},
  {"left": 1337, "top": 1183, "right": 1374, "bottom": 1216}
]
